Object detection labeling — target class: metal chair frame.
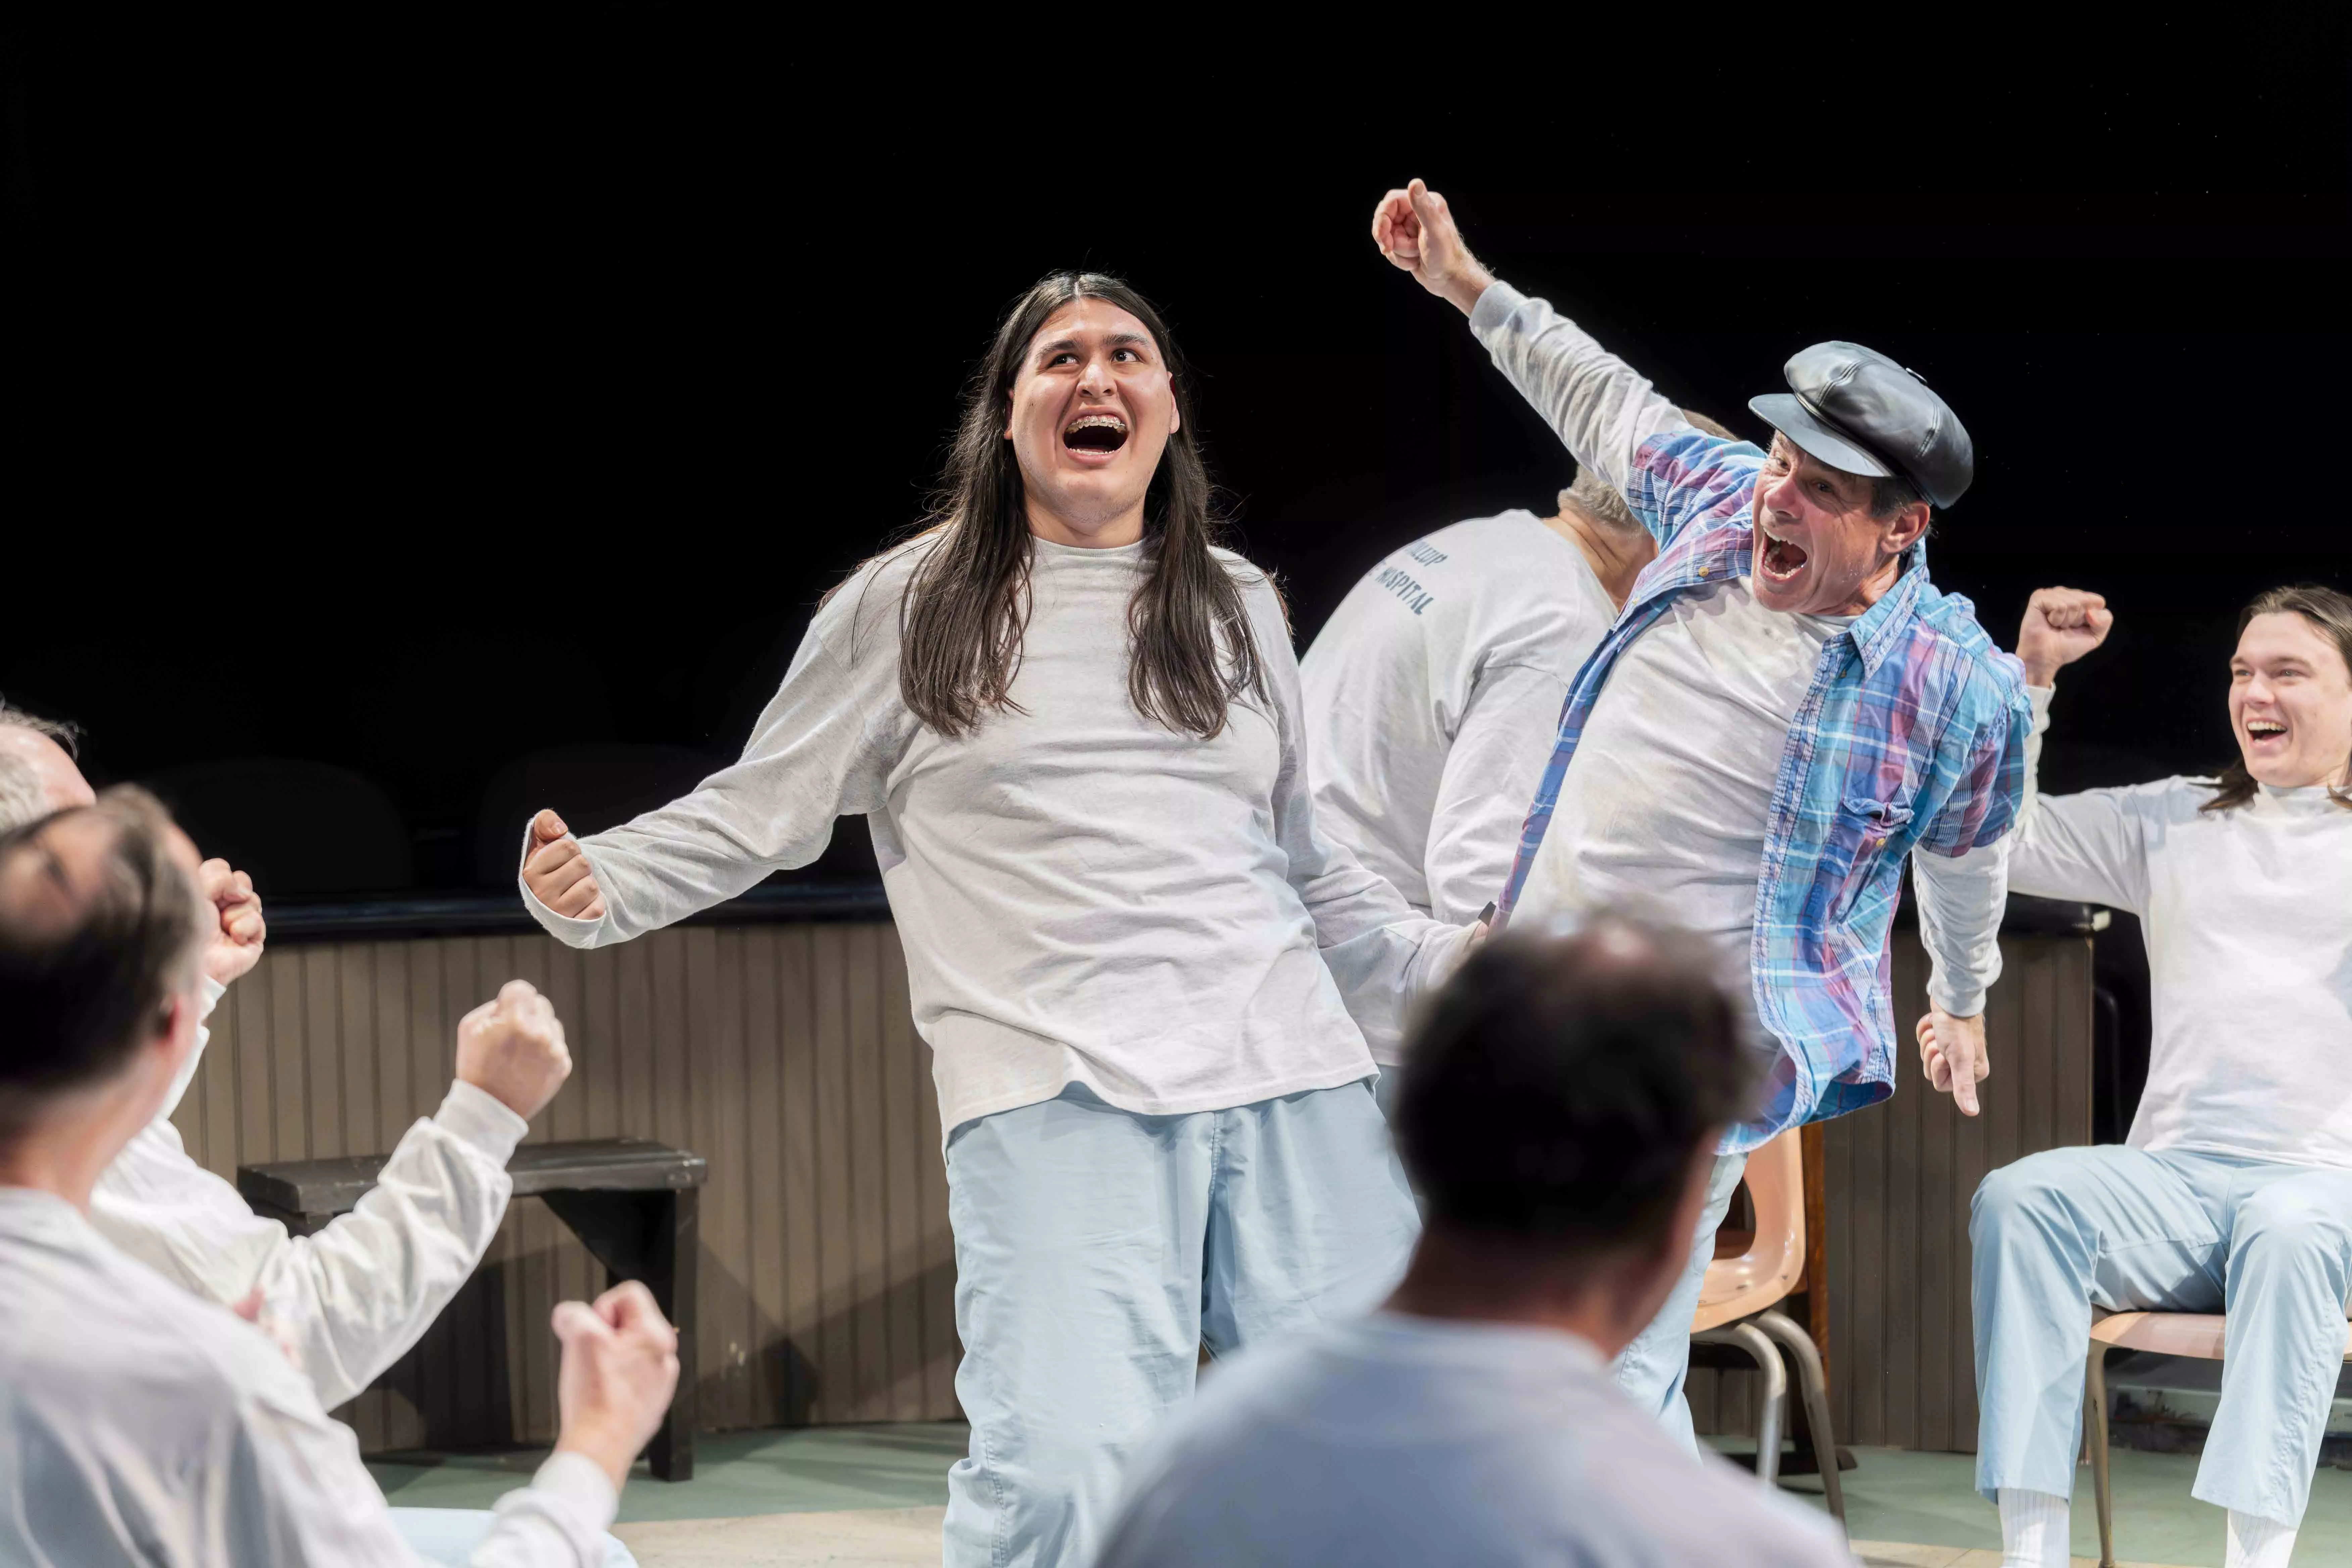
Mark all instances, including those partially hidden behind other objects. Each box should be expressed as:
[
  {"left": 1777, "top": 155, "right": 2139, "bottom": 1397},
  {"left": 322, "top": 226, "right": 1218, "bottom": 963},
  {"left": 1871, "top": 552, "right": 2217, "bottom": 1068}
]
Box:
[{"left": 1690, "top": 1130, "right": 1846, "bottom": 1525}]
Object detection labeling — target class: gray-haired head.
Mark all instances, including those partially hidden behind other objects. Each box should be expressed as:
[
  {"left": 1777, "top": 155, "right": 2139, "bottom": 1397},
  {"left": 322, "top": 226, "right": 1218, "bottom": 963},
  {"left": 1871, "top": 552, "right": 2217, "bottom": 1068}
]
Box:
[{"left": 0, "top": 702, "right": 92, "bottom": 835}]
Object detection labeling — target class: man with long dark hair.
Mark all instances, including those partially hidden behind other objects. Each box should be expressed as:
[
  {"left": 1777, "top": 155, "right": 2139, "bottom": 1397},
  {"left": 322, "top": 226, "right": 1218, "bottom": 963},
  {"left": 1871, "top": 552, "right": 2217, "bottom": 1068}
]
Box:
[
  {"left": 516, "top": 274, "right": 1470, "bottom": 1565},
  {"left": 1932, "top": 584, "right": 2352, "bottom": 1568},
  {"left": 1373, "top": 179, "right": 2031, "bottom": 1453}
]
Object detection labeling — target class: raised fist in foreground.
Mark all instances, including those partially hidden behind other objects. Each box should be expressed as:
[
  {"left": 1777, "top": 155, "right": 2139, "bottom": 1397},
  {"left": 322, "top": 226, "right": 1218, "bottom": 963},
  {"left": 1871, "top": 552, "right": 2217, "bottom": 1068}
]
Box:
[
  {"left": 553, "top": 1280, "right": 683, "bottom": 1491},
  {"left": 523, "top": 809, "right": 605, "bottom": 920},
  {"left": 1370, "top": 177, "right": 1496, "bottom": 316},
  {"left": 198, "top": 857, "right": 266, "bottom": 986},
  {"left": 456, "top": 978, "right": 573, "bottom": 1121}
]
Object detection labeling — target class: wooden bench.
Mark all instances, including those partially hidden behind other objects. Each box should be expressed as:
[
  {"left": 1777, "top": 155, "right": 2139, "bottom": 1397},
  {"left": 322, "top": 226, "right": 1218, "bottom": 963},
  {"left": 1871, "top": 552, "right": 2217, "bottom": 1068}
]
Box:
[{"left": 239, "top": 1137, "right": 709, "bottom": 1480}]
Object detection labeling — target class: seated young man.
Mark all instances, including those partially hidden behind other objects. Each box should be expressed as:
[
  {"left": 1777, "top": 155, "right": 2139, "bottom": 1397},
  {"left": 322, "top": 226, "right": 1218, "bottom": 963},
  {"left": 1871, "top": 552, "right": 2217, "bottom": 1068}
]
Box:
[
  {"left": 0, "top": 788, "right": 679, "bottom": 1565},
  {"left": 1093, "top": 917, "right": 1849, "bottom": 1567},
  {"left": 1922, "top": 584, "right": 2352, "bottom": 1568}
]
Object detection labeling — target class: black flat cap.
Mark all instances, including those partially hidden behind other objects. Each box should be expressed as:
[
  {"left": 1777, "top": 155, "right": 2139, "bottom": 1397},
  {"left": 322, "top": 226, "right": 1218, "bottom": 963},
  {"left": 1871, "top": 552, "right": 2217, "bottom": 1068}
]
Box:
[{"left": 1748, "top": 342, "right": 1974, "bottom": 508}]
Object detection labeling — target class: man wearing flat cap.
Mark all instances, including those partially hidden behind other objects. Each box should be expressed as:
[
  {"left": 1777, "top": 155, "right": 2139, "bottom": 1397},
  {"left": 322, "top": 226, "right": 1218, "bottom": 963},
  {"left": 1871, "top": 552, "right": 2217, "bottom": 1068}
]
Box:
[{"left": 1371, "top": 179, "right": 2029, "bottom": 1451}]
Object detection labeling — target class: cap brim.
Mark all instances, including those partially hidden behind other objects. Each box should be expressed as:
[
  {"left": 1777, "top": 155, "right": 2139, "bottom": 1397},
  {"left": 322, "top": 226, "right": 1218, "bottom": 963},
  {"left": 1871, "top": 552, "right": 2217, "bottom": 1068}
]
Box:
[{"left": 1747, "top": 393, "right": 1896, "bottom": 481}]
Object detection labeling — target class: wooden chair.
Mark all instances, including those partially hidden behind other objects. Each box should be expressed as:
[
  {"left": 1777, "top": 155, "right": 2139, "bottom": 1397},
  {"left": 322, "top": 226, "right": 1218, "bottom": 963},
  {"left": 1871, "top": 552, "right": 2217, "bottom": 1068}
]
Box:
[
  {"left": 1690, "top": 1128, "right": 1846, "bottom": 1524},
  {"left": 2084, "top": 1310, "right": 2352, "bottom": 1567}
]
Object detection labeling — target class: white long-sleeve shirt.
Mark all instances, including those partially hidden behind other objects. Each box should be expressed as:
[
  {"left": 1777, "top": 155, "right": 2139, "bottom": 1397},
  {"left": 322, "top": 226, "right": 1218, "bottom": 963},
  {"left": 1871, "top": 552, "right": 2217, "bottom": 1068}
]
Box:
[
  {"left": 2005, "top": 687, "right": 2352, "bottom": 1166},
  {"left": 522, "top": 538, "right": 1473, "bottom": 1133},
  {"left": 0, "top": 1187, "right": 614, "bottom": 1567},
  {"left": 86, "top": 978, "right": 527, "bottom": 1410},
  {"left": 1299, "top": 511, "right": 1617, "bottom": 937},
  {"left": 1464, "top": 281, "right": 2008, "bottom": 1017}
]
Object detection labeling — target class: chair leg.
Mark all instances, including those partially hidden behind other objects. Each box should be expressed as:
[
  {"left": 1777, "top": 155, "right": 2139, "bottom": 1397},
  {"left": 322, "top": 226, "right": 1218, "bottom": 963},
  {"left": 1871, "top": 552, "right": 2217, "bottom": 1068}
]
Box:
[
  {"left": 1757, "top": 1310, "right": 1845, "bottom": 1527},
  {"left": 2087, "top": 1342, "right": 2114, "bottom": 1568},
  {"left": 1698, "top": 1324, "right": 1788, "bottom": 1488}
]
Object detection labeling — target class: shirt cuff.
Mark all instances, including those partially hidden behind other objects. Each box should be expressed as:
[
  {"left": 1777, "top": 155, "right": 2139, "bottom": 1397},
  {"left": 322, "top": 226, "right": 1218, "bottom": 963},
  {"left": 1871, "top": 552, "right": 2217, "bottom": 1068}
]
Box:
[
  {"left": 435, "top": 1079, "right": 532, "bottom": 1162},
  {"left": 516, "top": 820, "right": 608, "bottom": 941},
  {"left": 197, "top": 974, "right": 228, "bottom": 1024},
  {"left": 1468, "top": 278, "right": 1527, "bottom": 341},
  {"left": 528, "top": 1448, "right": 620, "bottom": 1532},
  {"left": 1927, "top": 977, "right": 1987, "bottom": 1018}
]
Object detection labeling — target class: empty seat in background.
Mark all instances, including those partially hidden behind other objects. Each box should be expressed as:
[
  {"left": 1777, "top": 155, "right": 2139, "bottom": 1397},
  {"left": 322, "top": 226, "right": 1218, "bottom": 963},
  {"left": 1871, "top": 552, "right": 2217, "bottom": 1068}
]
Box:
[
  {"left": 142, "top": 758, "right": 413, "bottom": 894},
  {"left": 471, "top": 743, "right": 725, "bottom": 888}
]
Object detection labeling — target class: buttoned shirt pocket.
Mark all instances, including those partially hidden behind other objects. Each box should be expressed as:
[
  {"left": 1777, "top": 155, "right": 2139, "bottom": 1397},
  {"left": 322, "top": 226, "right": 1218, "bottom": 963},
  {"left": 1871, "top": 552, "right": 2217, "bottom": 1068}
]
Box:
[{"left": 1827, "top": 794, "right": 1917, "bottom": 925}]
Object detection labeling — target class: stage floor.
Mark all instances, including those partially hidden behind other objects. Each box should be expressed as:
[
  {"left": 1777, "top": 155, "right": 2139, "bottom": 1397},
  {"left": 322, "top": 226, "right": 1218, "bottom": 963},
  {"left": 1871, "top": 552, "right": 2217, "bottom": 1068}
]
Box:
[{"left": 366, "top": 1423, "right": 2352, "bottom": 1566}]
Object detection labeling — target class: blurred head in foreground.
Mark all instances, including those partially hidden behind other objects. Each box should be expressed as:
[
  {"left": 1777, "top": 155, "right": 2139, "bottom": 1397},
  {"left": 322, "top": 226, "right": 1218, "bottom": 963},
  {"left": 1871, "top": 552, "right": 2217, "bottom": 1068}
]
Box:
[
  {"left": 1388, "top": 916, "right": 1759, "bottom": 1354},
  {"left": 0, "top": 788, "right": 208, "bottom": 1180}
]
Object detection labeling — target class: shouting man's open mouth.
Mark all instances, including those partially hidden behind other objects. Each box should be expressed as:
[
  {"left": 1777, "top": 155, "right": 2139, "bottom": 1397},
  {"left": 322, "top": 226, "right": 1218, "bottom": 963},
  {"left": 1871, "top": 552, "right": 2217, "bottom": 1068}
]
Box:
[
  {"left": 1063, "top": 412, "right": 1130, "bottom": 455},
  {"left": 1760, "top": 524, "right": 1809, "bottom": 585}
]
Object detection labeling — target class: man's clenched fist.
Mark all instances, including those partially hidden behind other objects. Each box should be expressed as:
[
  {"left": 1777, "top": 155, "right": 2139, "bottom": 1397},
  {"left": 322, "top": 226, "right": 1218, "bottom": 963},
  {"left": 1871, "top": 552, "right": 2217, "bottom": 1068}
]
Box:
[
  {"left": 1370, "top": 177, "right": 1495, "bottom": 317},
  {"left": 523, "top": 809, "right": 605, "bottom": 920},
  {"left": 199, "top": 858, "right": 266, "bottom": 986},
  {"left": 552, "top": 1280, "right": 683, "bottom": 1492},
  {"left": 456, "top": 979, "right": 573, "bottom": 1121},
  {"left": 2016, "top": 587, "right": 2114, "bottom": 688}
]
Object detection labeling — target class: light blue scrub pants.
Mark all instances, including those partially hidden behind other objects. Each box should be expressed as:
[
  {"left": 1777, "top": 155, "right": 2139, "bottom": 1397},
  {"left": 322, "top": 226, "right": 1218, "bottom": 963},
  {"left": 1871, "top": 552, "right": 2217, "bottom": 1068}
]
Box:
[
  {"left": 1613, "top": 1149, "right": 1750, "bottom": 1453},
  {"left": 1972, "top": 1146, "right": 2352, "bottom": 1526},
  {"left": 943, "top": 1080, "right": 1420, "bottom": 1568},
  {"left": 388, "top": 1507, "right": 638, "bottom": 1565}
]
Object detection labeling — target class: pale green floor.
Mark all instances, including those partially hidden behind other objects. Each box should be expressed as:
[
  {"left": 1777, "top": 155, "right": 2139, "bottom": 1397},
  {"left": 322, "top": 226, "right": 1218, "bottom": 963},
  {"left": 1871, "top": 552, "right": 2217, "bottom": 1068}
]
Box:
[{"left": 368, "top": 1423, "right": 2352, "bottom": 1566}]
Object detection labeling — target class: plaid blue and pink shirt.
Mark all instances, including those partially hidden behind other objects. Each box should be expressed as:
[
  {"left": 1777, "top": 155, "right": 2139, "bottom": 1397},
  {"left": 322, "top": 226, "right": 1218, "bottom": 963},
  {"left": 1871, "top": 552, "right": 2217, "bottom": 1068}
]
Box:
[{"left": 1473, "top": 284, "right": 2031, "bottom": 1146}]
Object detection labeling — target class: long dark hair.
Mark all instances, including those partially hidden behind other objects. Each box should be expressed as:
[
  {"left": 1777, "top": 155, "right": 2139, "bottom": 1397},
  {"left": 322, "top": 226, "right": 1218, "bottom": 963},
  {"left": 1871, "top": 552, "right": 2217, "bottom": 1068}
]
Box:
[
  {"left": 2202, "top": 583, "right": 2352, "bottom": 814},
  {"left": 882, "top": 272, "right": 1266, "bottom": 740}
]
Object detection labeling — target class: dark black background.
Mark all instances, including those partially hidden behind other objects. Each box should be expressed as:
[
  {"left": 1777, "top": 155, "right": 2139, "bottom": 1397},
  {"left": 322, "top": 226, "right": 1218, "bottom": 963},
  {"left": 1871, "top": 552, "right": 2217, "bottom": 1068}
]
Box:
[{"left": 4, "top": 8, "right": 2347, "bottom": 896}]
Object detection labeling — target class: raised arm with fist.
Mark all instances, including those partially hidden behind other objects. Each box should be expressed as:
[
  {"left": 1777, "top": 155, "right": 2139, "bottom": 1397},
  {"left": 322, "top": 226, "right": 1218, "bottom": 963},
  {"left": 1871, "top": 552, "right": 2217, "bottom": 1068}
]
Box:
[
  {"left": 1370, "top": 177, "right": 1495, "bottom": 316},
  {"left": 2015, "top": 586, "right": 2114, "bottom": 687},
  {"left": 198, "top": 857, "right": 266, "bottom": 986},
  {"left": 455, "top": 978, "right": 574, "bottom": 1122},
  {"left": 522, "top": 808, "right": 605, "bottom": 920}
]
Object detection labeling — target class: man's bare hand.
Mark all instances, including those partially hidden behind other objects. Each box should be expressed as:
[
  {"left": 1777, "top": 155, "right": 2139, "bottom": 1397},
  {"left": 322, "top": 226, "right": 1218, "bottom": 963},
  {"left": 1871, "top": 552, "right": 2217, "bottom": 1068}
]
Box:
[
  {"left": 522, "top": 809, "right": 605, "bottom": 920},
  {"left": 456, "top": 979, "right": 573, "bottom": 1121},
  {"left": 2016, "top": 587, "right": 2114, "bottom": 688},
  {"left": 1370, "top": 178, "right": 1494, "bottom": 316},
  {"left": 198, "top": 858, "right": 266, "bottom": 986},
  {"left": 1915, "top": 1006, "right": 1990, "bottom": 1117},
  {"left": 553, "top": 1280, "right": 682, "bottom": 1492}
]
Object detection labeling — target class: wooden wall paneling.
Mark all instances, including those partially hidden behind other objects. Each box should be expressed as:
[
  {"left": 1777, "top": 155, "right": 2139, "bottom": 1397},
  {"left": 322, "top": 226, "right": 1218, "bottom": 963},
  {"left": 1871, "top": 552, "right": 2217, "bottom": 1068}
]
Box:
[
  {"left": 235, "top": 957, "right": 275, "bottom": 1171},
  {"left": 441, "top": 938, "right": 502, "bottom": 1447},
  {"left": 915, "top": 943, "right": 959, "bottom": 1422},
  {"left": 202, "top": 973, "right": 239, "bottom": 1173},
  {"left": 166, "top": 920, "right": 955, "bottom": 1451},
  {"left": 880, "top": 925, "right": 928, "bottom": 1422},
  {"left": 539, "top": 939, "right": 593, "bottom": 1362},
  {"left": 743, "top": 927, "right": 788, "bottom": 1423},
  {"left": 778, "top": 926, "right": 822, "bottom": 1429},
  {"left": 301, "top": 947, "right": 341, "bottom": 1160},
  {"left": 271, "top": 951, "right": 308, "bottom": 1160},
  {"left": 686, "top": 926, "right": 750, "bottom": 1429},
  {"left": 811, "top": 924, "right": 857, "bottom": 1426},
  {"left": 846, "top": 924, "right": 893, "bottom": 1422}
]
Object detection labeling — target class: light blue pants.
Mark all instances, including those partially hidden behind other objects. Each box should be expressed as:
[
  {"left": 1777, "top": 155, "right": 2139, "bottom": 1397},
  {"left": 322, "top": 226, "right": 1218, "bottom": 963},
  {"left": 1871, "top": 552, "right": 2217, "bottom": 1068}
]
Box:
[
  {"left": 1972, "top": 1146, "right": 2352, "bottom": 1526},
  {"left": 1613, "top": 1150, "right": 1749, "bottom": 1454},
  {"left": 943, "top": 1080, "right": 1420, "bottom": 1568},
  {"left": 387, "top": 1506, "right": 639, "bottom": 1565}
]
